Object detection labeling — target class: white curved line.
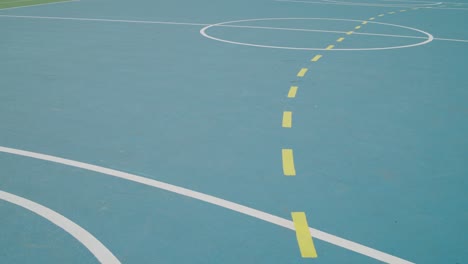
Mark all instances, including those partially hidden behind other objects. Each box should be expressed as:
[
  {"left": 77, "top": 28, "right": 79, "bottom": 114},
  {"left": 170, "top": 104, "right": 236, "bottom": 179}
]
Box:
[
  {"left": 200, "top": 17, "right": 434, "bottom": 51},
  {"left": 0, "top": 146, "right": 413, "bottom": 264},
  {"left": 0, "top": 189, "right": 120, "bottom": 264}
]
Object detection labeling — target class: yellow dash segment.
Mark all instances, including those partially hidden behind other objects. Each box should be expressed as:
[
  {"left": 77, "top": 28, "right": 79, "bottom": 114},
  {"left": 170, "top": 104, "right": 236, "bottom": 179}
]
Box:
[
  {"left": 282, "top": 149, "right": 296, "bottom": 176},
  {"left": 287, "top": 86, "right": 298, "bottom": 98},
  {"left": 369, "top": 17, "right": 375, "bottom": 20},
  {"left": 388, "top": 11, "right": 396, "bottom": 14},
  {"left": 282, "top": 111, "right": 292, "bottom": 128},
  {"left": 346, "top": 31, "right": 353, "bottom": 35},
  {"left": 311, "top": 54, "right": 322, "bottom": 62},
  {"left": 378, "top": 14, "right": 384, "bottom": 17},
  {"left": 336, "top": 37, "right": 345, "bottom": 42},
  {"left": 297, "top": 68, "right": 308, "bottom": 77},
  {"left": 326, "top": 45, "right": 334, "bottom": 50},
  {"left": 292, "top": 212, "right": 318, "bottom": 258},
  {"left": 400, "top": 9, "right": 406, "bottom": 12},
  {"left": 355, "top": 25, "right": 361, "bottom": 30},
  {"left": 362, "top": 21, "right": 368, "bottom": 25}
]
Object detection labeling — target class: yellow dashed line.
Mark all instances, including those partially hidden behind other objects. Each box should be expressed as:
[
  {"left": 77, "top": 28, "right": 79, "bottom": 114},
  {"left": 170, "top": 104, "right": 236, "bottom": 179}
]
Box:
[
  {"left": 369, "top": 17, "right": 375, "bottom": 20},
  {"left": 388, "top": 11, "right": 396, "bottom": 14},
  {"left": 326, "top": 45, "right": 334, "bottom": 50},
  {"left": 355, "top": 25, "right": 361, "bottom": 30},
  {"left": 346, "top": 31, "right": 353, "bottom": 35},
  {"left": 336, "top": 37, "right": 345, "bottom": 42},
  {"left": 311, "top": 54, "right": 322, "bottom": 62},
  {"left": 297, "top": 68, "right": 308, "bottom": 77},
  {"left": 378, "top": 14, "right": 384, "bottom": 17},
  {"left": 282, "top": 111, "right": 292, "bottom": 128},
  {"left": 282, "top": 149, "right": 296, "bottom": 176},
  {"left": 400, "top": 9, "right": 406, "bottom": 12},
  {"left": 362, "top": 21, "right": 368, "bottom": 25},
  {"left": 288, "top": 86, "right": 298, "bottom": 98},
  {"left": 292, "top": 212, "right": 318, "bottom": 258}
]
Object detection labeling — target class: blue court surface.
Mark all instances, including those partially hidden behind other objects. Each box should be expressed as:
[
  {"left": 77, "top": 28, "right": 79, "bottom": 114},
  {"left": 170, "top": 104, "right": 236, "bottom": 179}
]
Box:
[{"left": 1, "top": 0, "right": 467, "bottom": 263}]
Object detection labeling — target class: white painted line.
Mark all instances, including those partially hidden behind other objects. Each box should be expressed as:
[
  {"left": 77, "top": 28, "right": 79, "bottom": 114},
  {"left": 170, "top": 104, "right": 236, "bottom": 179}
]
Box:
[
  {"left": 0, "top": 14, "right": 209, "bottom": 26},
  {"left": 0, "top": 15, "right": 465, "bottom": 44},
  {"left": 322, "top": 0, "right": 442, "bottom": 6},
  {"left": 200, "top": 17, "right": 434, "bottom": 51},
  {"left": 434, "top": 37, "right": 468, "bottom": 43},
  {"left": 0, "top": 146, "right": 414, "bottom": 264},
  {"left": 276, "top": 0, "right": 468, "bottom": 9},
  {"left": 0, "top": 189, "right": 120, "bottom": 264},
  {"left": 275, "top": 0, "right": 440, "bottom": 8},
  {"left": 0, "top": 0, "right": 78, "bottom": 11},
  {"left": 0, "top": 14, "right": 405, "bottom": 38}
]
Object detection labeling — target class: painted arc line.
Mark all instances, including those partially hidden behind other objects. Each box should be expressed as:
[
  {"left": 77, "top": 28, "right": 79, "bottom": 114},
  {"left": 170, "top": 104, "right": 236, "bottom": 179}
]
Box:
[
  {"left": 200, "top": 17, "right": 434, "bottom": 51},
  {"left": 0, "top": 190, "right": 121, "bottom": 264},
  {"left": 0, "top": 15, "right": 465, "bottom": 44},
  {"left": 0, "top": 146, "right": 414, "bottom": 264}
]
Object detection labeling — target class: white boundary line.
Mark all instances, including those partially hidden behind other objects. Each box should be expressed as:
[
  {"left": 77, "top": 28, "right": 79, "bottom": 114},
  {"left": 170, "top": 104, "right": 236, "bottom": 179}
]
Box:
[
  {"left": 0, "top": 146, "right": 414, "bottom": 264},
  {"left": 0, "top": 189, "right": 121, "bottom": 264},
  {"left": 275, "top": 0, "right": 468, "bottom": 10},
  {"left": 322, "top": 0, "right": 442, "bottom": 7},
  {"left": 0, "top": 14, "right": 466, "bottom": 45},
  {"left": 434, "top": 37, "right": 468, "bottom": 43},
  {"left": 0, "top": 0, "right": 78, "bottom": 11}
]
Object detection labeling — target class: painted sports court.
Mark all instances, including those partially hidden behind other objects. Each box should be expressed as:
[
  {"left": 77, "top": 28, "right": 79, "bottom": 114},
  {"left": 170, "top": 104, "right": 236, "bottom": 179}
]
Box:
[{"left": 1, "top": 0, "right": 467, "bottom": 263}]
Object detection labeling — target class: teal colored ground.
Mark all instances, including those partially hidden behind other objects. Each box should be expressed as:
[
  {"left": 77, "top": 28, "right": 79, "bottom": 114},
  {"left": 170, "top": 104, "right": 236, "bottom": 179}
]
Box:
[{"left": 1, "top": 0, "right": 467, "bottom": 263}]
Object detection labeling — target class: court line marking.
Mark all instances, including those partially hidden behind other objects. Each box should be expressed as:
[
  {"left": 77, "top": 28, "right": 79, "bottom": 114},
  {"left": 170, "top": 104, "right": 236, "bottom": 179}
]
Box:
[
  {"left": 0, "top": 189, "right": 121, "bottom": 264},
  {"left": 275, "top": 0, "right": 468, "bottom": 9},
  {"left": 326, "top": 44, "right": 335, "bottom": 50},
  {"left": 321, "top": 0, "right": 442, "bottom": 6},
  {"left": 0, "top": 14, "right": 421, "bottom": 39},
  {"left": 297, "top": 68, "right": 308, "bottom": 77},
  {"left": 0, "top": 146, "right": 415, "bottom": 263},
  {"left": 200, "top": 18, "right": 435, "bottom": 51},
  {"left": 282, "top": 111, "right": 293, "bottom": 128},
  {"left": 311, "top": 54, "right": 322, "bottom": 62},
  {"left": 337, "top": 37, "right": 345, "bottom": 42},
  {"left": 292, "top": 212, "right": 318, "bottom": 258},
  {"left": 288, "top": 86, "right": 298, "bottom": 98},
  {"left": 355, "top": 25, "right": 361, "bottom": 29},
  {"left": 433, "top": 37, "right": 468, "bottom": 43},
  {"left": 0, "top": 15, "right": 465, "bottom": 44},
  {"left": 282, "top": 149, "right": 297, "bottom": 176},
  {"left": 0, "top": 0, "right": 78, "bottom": 11}
]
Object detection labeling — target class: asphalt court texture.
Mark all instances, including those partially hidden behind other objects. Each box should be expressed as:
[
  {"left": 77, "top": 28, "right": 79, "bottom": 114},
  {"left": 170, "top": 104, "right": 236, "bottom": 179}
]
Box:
[{"left": 0, "top": 0, "right": 467, "bottom": 263}]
